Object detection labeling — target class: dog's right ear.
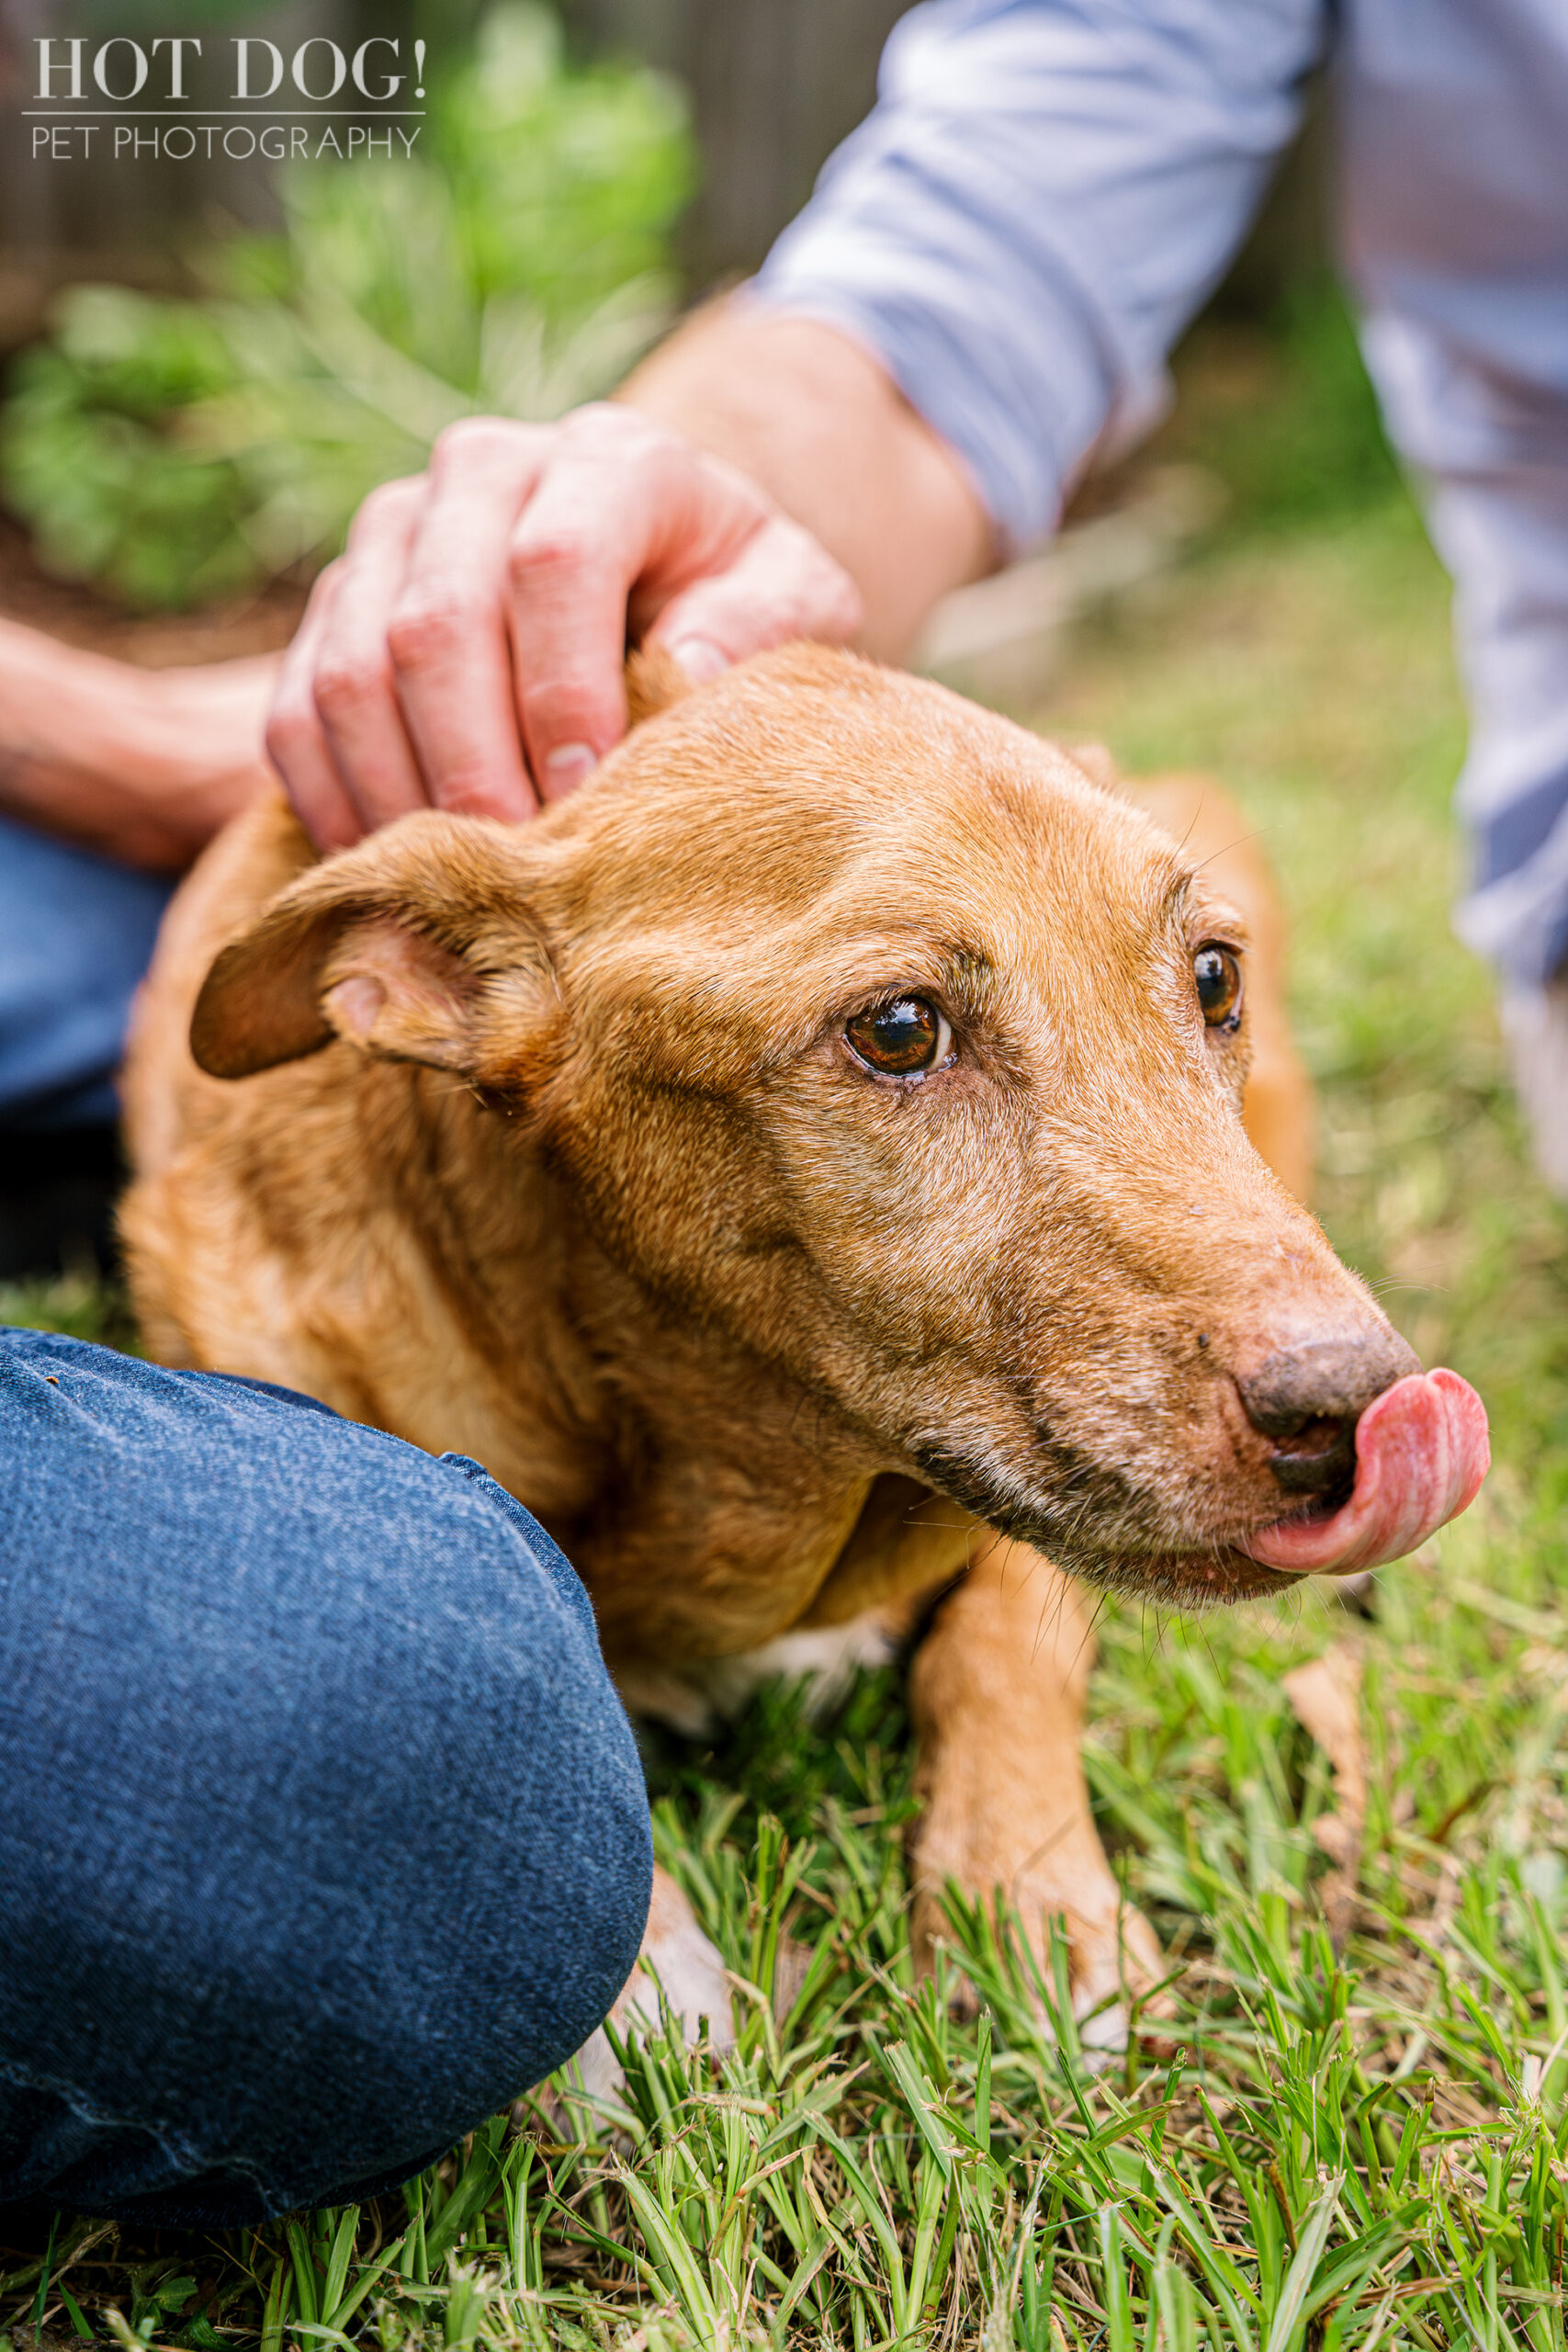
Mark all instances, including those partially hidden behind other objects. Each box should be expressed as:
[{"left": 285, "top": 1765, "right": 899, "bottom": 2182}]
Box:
[
  {"left": 190, "top": 812, "right": 557, "bottom": 1085},
  {"left": 624, "top": 645, "right": 697, "bottom": 729}
]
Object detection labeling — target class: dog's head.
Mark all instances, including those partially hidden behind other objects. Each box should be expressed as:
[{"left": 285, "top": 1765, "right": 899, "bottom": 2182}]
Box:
[{"left": 195, "top": 645, "right": 1486, "bottom": 1601}]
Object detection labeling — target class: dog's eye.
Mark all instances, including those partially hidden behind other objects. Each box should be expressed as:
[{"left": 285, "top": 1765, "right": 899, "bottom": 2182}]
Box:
[
  {"left": 1193, "top": 944, "right": 1243, "bottom": 1029},
  {"left": 845, "top": 996, "right": 952, "bottom": 1077}
]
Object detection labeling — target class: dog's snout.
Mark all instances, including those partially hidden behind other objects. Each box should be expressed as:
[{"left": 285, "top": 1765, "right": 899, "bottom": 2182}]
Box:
[{"left": 1236, "top": 1330, "right": 1420, "bottom": 1503}]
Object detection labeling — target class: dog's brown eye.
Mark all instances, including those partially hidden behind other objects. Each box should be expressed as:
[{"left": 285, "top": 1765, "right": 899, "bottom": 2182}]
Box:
[
  {"left": 845, "top": 996, "right": 952, "bottom": 1077},
  {"left": 1193, "top": 944, "right": 1243, "bottom": 1029}
]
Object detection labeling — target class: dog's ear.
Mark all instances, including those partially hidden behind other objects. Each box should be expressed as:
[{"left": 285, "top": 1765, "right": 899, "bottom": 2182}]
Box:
[
  {"left": 1063, "top": 741, "right": 1121, "bottom": 793},
  {"left": 624, "top": 644, "right": 696, "bottom": 729},
  {"left": 190, "top": 812, "right": 556, "bottom": 1083}
]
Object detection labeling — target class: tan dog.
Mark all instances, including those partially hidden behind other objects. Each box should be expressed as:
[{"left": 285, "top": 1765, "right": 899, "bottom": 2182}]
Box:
[{"left": 120, "top": 647, "right": 1486, "bottom": 2051}]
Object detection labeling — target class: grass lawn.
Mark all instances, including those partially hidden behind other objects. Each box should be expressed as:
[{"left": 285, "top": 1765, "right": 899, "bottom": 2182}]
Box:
[{"left": 6, "top": 305, "right": 1568, "bottom": 2352}]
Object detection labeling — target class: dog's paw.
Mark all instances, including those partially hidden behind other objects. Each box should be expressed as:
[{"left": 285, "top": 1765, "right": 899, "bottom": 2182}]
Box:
[
  {"left": 1059, "top": 1892, "right": 1168, "bottom": 2053},
  {"left": 915, "top": 1882, "right": 1164, "bottom": 2052},
  {"left": 567, "top": 1867, "right": 735, "bottom": 2104},
  {"left": 912, "top": 1815, "right": 1168, "bottom": 2054}
]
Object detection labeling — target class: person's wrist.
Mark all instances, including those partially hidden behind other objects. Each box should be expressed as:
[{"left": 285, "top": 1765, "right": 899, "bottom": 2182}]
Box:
[
  {"left": 619, "top": 302, "right": 992, "bottom": 662},
  {"left": 118, "top": 660, "right": 278, "bottom": 855},
  {"left": 0, "top": 630, "right": 276, "bottom": 868}
]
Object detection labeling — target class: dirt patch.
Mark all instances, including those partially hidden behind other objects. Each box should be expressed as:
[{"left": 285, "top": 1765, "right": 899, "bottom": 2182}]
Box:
[{"left": 0, "top": 514, "right": 308, "bottom": 666}]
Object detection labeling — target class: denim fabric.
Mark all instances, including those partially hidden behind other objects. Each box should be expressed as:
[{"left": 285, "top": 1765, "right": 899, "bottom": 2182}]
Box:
[
  {"left": 0, "top": 815, "right": 175, "bottom": 1130},
  {"left": 0, "top": 1329, "right": 651, "bottom": 2227}
]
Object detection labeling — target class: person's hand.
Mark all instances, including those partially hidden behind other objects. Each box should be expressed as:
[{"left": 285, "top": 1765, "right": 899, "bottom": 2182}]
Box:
[{"left": 265, "top": 403, "right": 863, "bottom": 849}]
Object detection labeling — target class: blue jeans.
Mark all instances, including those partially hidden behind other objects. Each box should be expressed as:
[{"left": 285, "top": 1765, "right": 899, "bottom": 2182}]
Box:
[
  {"left": 0, "top": 1329, "right": 651, "bottom": 2228},
  {"left": 0, "top": 816, "right": 175, "bottom": 1130}
]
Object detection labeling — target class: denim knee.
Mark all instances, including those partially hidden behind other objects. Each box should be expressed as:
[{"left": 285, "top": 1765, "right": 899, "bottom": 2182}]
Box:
[
  {"left": 0, "top": 816, "right": 174, "bottom": 1128},
  {"left": 0, "top": 1335, "right": 652, "bottom": 2225}
]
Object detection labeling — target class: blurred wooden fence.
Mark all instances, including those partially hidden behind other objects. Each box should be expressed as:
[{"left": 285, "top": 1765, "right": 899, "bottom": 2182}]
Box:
[
  {"left": 562, "top": 0, "right": 906, "bottom": 288},
  {"left": 0, "top": 0, "right": 904, "bottom": 339},
  {"left": 0, "top": 0, "right": 1323, "bottom": 346}
]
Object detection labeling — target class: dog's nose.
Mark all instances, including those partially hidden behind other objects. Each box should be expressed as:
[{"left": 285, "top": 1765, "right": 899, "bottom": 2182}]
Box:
[{"left": 1235, "top": 1330, "right": 1419, "bottom": 1504}]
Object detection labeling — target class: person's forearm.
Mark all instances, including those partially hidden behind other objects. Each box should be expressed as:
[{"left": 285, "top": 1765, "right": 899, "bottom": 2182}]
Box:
[
  {"left": 0, "top": 621, "right": 277, "bottom": 869},
  {"left": 620, "top": 304, "right": 995, "bottom": 663}
]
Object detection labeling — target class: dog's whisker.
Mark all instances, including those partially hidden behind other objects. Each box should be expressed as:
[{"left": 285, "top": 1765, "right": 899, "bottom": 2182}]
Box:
[{"left": 1189, "top": 825, "right": 1273, "bottom": 874}]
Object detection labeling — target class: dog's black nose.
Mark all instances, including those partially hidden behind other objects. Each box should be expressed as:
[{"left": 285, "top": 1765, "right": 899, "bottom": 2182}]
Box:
[{"left": 1236, "top": 1332, "right": 1418, "bottom": 1505}]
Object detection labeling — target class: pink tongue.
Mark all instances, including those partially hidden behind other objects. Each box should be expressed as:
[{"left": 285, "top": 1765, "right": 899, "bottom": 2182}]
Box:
[{"left": 1246, "top": 1368, "right": 1489, "bottom": 1576}]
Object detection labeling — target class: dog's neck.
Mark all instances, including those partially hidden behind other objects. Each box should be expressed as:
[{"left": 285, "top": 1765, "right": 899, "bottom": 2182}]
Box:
[{"left": 370, "top": 1073, "right": 971, "bottom": 1667}]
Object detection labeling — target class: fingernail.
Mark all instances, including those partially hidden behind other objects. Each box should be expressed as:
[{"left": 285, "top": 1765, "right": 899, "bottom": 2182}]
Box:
[
  {"left": 542, "top": 741, "right": 596, "bottom": 797},
  {"left": 666, "top": 636, "right": 729, "bottom": 685}
]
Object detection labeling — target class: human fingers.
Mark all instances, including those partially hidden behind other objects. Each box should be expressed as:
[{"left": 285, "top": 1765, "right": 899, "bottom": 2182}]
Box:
[
  {"left": 646, "top": 503, "right": 863, "bottom": 683},
  {"left": 385, "top": 418, "right": 554, "bottom": 821},
  {"left": 305, "top": 477, "right": 433, "bottom": 838},
  {"left": 504, "top": 407, "right": 855, "bottom": 798},
  {"left": 266, "top": 566, "right": 364, "bottom": 852},
  {"left": 503, "top": 409, "right": 731, "bottom": 797}
]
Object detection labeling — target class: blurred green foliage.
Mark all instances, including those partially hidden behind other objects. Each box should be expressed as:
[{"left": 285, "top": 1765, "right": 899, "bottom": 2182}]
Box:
[
  {"left": 0, "top": 4, "right": 694, "bottom": 607},
  {"left": 1178, "top": 280, "right": 1405, "bottom": 533},
  {"left": 3, "top": 298, "right": 258, "bottom": 606}
]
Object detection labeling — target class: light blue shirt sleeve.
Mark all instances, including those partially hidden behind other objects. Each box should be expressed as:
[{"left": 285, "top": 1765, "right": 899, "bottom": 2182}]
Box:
[{"left": 753, "top": 0, "right": 1326, "bottom": 553}]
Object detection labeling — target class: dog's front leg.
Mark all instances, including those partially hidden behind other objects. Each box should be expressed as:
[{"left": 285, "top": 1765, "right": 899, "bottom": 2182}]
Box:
[{"left": 908, "top": 1537, "right": 1161, "bottom": 2043}]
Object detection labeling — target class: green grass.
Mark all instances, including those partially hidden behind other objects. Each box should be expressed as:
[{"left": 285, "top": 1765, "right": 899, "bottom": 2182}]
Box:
[{"left": 6, "top": 307, "right": 1568, "bottom": 2350}]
